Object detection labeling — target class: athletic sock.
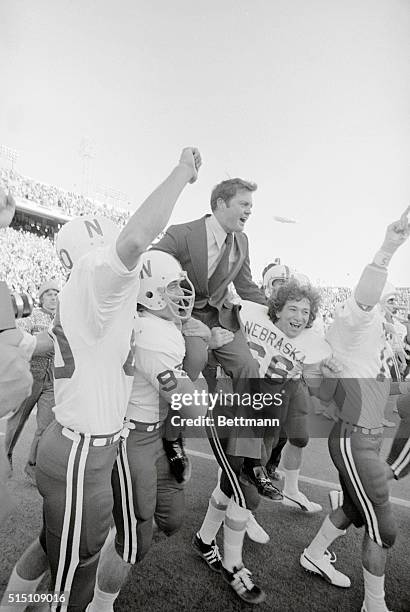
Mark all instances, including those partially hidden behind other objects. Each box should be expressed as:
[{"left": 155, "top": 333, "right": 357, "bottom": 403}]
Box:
[
  {"left": 0, "top": 567, "right": 46, "bottom": 611},
  {"left": 87, "top": 584, "right": 120, "bottom": 612},
  {"left": 198, "top": 484, "right": 230, "bottom": 544},
  {"left": 222, "top": 500, "right": 249, "bottom": 572},
  {"left": 305, "top": 515, "right": 346, "bottom": 560},
  {"left": 282, "top": 468, "right": 300, "bottom": 496},
  {"left": 363, "top": 568, "right": 389, "bottom": 612}
]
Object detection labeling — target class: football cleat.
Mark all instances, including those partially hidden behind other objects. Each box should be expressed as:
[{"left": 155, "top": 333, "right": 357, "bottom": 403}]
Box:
[
  {"left": 191, "top": 533, "right": 222, "bottom": 572},
  {"left": 266, "top": 463, "right": 283, "bottom": 482},
  {"left": 300, "top": 549, "right": 351, "bottom": 588},
  {"left": 242, "top": 466, "right": 283, "bottom": 501},
  {"left": 246, "top": 514, "right": 270, "bottom": 544},
  {"left": 222, "top": 564, "right": 266, "bottom": 604},
  {"left": 282, "top": 491, "right": 322, "bottom": 513},
  {"left": 163, "top": 437, "right": 191, "bottom": 483}
]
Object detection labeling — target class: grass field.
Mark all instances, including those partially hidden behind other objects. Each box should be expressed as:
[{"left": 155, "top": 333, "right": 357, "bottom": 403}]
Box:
[{"left": 1, "top": 415, "right": 410, "bottom": 612}]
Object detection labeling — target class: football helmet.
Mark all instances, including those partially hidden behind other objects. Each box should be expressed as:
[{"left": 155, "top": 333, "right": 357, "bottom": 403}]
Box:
[
  {"left": 138, "top": 250, "right": 195, "bottom": 320},
  {"left": 263, "top": 264, "right": 310, "bottom": 297},
  {"left": 56, "top": 216, "right": 120, "bottom": 271}
]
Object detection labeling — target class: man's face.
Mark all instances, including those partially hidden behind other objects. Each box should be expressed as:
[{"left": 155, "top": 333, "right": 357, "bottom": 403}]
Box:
[
  {"left": 275, "top": 298, "right": 311, "bottom": 338},
  {"left": 215, "top": 188, "right": 253, "bottom": 233},
  {"left": 41, "top": 289, "right": 59, "bottom": 313},
  {"left": 383, "top": 296, "right": 398, "bottom": 317}
]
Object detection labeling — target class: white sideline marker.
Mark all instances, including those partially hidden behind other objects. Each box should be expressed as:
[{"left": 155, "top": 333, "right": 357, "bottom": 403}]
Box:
[{"left": 186, "top": 448, "right": 410, "bottom": 510}]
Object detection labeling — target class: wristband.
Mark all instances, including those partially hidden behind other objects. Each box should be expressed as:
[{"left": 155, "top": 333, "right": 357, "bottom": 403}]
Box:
[{"left": 373, "top": 249, "right": 393, "bottom": 268}]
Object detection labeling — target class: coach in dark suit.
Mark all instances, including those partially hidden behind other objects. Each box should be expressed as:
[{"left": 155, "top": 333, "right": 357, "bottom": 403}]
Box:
[{"left": 154, "top": 177, "right": 266, "bottom": 404}]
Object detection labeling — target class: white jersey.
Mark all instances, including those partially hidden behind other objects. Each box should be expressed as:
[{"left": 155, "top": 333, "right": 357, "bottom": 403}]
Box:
[
  {"left": 51, "top": 243, "right": 140, "bottom": 434},
  {"left": 127, "top": 312, "right": 187, "bottom": 424},
  {"left": 240, "top": 301, "right": 331, "bottom": 382},
  {"left": 326, "top": 296, "right": 391, "bottom": 428}
]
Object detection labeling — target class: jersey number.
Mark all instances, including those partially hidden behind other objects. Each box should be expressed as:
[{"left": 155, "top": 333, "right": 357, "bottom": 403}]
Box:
[
  {"left": 157, "top": 369, "right": 178, "bottom": 392},
  {"left": 248, "top": 341, "right": 294, "bottom": 383}
]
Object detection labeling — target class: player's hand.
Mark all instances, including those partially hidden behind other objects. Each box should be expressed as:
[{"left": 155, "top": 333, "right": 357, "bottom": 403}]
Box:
[
  {"left": 181, "top": 318, "right": 211, "bottom": 343},
  {"left": 382, "top": 206, "right": 410, "bottom": 254},
  {"left": 0, "top": 188, "right": 16, "bottom": 229},
  {"left": 178, "top": 147, "right": 202, "bottom": 184},
  {"left": 320, "top": 356, "right": 343, "bottom": 378},
  {"left": 209, "top": 327, "right": 234, "bottom": 349}
]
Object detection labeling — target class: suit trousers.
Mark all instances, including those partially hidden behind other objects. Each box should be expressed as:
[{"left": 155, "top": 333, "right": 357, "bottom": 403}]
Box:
[{"left": 194, "top": 305, "right": 263, "bottom": 461}]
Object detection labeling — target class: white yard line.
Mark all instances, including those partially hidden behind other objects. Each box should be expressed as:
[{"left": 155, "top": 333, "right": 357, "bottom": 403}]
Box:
[{"left": 186, "top": 448, "right": 410, "bottom": 509}]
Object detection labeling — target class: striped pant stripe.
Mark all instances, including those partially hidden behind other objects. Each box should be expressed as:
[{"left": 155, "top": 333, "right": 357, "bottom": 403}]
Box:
[
  {"left": 116, "top": 438, "right": 138, "bottom": 564},
  {"left": 339, "top": 424, "right": 382, "bottom": 546},
  {"left": 390, "top": 437, "right": 410, "bottom": 477},
  {"left": 52, "top": 434, "right": 91, "bottom": 611},
  {"left": 207, "top": 414, "right": 245, "bottom": 508}
]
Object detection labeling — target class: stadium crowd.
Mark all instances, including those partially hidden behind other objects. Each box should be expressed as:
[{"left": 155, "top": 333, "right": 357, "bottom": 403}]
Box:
[
  {"left": 0, "top": 168, "right": 130, "bottom": 226},
  {"left": 0, "top": 227, "right": 64, "bottom": 297}
]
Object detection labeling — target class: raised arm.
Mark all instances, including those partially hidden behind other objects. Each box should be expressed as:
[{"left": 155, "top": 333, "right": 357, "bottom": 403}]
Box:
[
  {"left": 354, "top": 206, "right": 410, "bottom": 311},
  {"left": 116, "top": 148, "right": 201, "bottom": 270}
]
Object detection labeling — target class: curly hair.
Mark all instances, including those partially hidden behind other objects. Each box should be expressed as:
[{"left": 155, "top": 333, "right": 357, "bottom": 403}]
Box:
[
  {"left": 267, "top": 279, "right": 321, "bottom": 328},
  {"left": 210, "top": 178, "right": 257, "bottom": 211}
]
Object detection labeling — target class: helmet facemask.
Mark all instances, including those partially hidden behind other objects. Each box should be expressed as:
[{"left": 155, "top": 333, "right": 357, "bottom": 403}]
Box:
[{"left": 162, "top": 274, "right": 195, "bottom": 321}]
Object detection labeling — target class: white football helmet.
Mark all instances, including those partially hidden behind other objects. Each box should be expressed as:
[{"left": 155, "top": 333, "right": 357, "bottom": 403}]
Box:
[
  {"left": 263, "top": 264, "right": 310, "bottom": 298},
  {"left": 138, "top": 250, "right": 195, "bottom": 320},
  {"left": 56, "top": 215, "right": 120, "bottom": 271}
]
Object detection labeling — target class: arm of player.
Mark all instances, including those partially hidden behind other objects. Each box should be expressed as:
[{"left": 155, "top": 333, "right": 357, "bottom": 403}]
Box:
[
  {"left": 354, "top": 207, "right": 410, "bottom": 311},
  {"left": 233, "top": 240, "right": 267, "bottom": 305},
  {"left": 181, "top": 318, "right": 210, "bottom": 380},
  {"left": 116, "top": 148, "right": 201, "bottom": 271},
  {"left": 305, "top": 357, "right": 341, "bottom": 402}
]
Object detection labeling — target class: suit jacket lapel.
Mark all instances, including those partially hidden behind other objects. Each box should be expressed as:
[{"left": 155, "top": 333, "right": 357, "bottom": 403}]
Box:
[{"left": 186, "top": 216, "right": 208, "bottom": 294}]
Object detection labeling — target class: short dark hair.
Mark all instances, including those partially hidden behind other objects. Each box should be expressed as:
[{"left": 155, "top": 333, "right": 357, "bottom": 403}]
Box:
[
  {"left": 267, "top": 279, "right": 321, "bottom": 328},
  {"left": 210, "top": 178, "right": 257, "bottom": 211}
]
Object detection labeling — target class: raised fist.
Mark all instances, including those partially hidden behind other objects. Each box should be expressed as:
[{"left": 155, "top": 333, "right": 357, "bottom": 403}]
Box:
[
  {"left": 382, "top": 206, "right": 410, "bottom": 254},
  {"left": 179, "top": 147, "right": 202, "bottom": 184}
]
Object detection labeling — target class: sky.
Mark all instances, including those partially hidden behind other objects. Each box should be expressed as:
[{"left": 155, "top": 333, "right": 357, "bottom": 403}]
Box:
[{"left": 1, "top": 0, "right": 410, "bottom": 286}]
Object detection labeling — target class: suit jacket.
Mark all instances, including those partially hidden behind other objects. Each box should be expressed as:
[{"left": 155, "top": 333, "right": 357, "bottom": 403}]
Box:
[{"left": 153, "top": 215, "right": 266, "bottom": 330}]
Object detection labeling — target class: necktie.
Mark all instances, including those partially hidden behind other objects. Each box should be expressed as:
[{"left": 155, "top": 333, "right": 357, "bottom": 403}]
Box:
[{"left": 208, "top": 233, "right": 233, "bottom": 296}]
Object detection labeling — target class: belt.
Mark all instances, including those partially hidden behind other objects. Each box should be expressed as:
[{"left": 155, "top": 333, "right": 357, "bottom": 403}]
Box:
[
  {"left": 339, "top": 420, "right": 384, "bottom": 436},
  {"left": 126, "top": 419, "right": 163, "bottom": 433},
  {"left": 61, "top": 426, "right": 122, "bottom": 447}
]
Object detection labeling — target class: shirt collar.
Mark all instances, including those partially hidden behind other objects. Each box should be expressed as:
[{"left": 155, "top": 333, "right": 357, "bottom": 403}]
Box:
[{"left": 207, "top": 214, "right": 228, "bottom": 250}]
